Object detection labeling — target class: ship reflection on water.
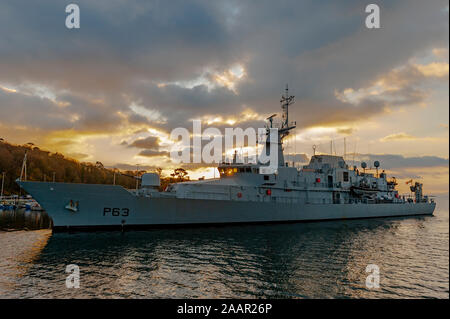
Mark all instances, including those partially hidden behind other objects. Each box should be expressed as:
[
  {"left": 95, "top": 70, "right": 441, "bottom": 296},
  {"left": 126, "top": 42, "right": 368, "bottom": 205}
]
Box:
[
  {"left": 0, "top": 199, "right": 448, "bottom": 299},
  {"left": 0, "top": 229, "right": 52, "bottom": 293}
]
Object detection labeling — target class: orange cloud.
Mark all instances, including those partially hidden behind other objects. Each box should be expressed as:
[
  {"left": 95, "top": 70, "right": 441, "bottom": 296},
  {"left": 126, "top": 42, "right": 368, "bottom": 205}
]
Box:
[{"left": 380, "top": 133, "right": 442, "bottom": 142}]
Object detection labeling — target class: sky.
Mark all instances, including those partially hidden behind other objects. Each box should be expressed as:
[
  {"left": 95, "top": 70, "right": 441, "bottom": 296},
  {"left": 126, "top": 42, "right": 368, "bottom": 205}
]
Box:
[{"left": 0, "top": 0, "right": 448, "bottom": 194}]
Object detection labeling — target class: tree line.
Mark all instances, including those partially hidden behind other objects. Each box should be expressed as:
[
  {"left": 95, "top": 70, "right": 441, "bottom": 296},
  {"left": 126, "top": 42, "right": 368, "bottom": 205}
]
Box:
[{"left": 0, "top": 139, "right": 189, "bottom": 195}]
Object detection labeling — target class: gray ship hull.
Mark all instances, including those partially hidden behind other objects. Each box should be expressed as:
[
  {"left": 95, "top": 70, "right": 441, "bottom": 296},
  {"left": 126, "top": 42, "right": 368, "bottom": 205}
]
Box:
[{"left": 18, "top": 181, "right": 436, "bottom": 230}]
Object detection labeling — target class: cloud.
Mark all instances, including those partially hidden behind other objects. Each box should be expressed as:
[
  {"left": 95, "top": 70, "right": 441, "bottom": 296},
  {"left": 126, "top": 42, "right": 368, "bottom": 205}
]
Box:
[
  {"left": 357, "top": 153, "right": 449, "bottom": 170},
  {"left": 336, "top": 127, "right": 354, "bottom": 135},
  {"left": 415, "top": 62, "right": 449, "bottom": 77},
  {"left": 138, "top": 149, "right": 169, "bottom": 158},
  {"left": 380, "top": 133, "right": 416, "bottom": 141},
  {"left": 284, "top": 153, "right": 310, "bottom": 163},
  {"left": 432, "top": 47, "right": 449, "bottom": 60},
  {"left": 66, "top": 152, "right": 90, "bottom": 160},
  {"left": 109, "top": 163, "right": 158, "bottom": 171},
  {"left": 0, "top": 0, "right": 448, "bottom": 173},
  {"left": 334, "top": 61, "right": 449, "bottom": 117},
  {"left": 0, "top": 1, "right": 448, "bottom": 132},
  {"left": 380, "top": 132, "right": 441, "bottom": 142},
  {"left": 128, "top": 136, "right": 161, "bottom": 149}
]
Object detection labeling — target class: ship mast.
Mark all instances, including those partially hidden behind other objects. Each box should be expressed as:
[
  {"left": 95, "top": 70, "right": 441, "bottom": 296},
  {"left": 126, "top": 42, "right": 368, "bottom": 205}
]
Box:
[
  {"left": 260, "top": 85, "right": 297, "bottom": 168},
  {"left": 279, "top": 84, "right": 296, "bottom": 140}
]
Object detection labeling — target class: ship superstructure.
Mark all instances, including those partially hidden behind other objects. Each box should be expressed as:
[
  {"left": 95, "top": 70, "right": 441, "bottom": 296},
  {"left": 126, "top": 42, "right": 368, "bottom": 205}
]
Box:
[{"left": 17, "top": 87, "right": 435, "bottom": 230}]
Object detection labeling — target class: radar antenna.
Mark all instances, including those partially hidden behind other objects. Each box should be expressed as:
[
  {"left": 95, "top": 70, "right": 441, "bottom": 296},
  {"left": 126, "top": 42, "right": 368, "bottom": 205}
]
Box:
[{"left": 266, "top": 114, "right": 277, "bottom": 128}]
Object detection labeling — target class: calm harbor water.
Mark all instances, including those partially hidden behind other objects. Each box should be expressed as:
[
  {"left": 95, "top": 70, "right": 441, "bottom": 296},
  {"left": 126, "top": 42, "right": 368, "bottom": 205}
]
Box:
[{"left": 0, "top": 197, "right": 448, "bottom": 299}]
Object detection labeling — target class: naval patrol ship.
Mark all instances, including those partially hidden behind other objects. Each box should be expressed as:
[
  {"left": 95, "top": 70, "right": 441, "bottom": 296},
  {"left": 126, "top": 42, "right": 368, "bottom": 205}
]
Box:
[{"left": 17, "top": 88, "right": 436, "bottom": 230}]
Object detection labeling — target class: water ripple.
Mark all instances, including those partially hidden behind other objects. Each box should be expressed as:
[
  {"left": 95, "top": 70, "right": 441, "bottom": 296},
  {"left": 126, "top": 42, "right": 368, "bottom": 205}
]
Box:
[{"left": 0, "top": 199, "right": 448, "bottom": 299}]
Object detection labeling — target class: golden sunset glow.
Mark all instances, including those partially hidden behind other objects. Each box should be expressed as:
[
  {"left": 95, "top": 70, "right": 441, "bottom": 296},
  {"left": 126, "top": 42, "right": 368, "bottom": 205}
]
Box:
[{"left": 0, "top": 1, "right": 447, "bottom": 194}]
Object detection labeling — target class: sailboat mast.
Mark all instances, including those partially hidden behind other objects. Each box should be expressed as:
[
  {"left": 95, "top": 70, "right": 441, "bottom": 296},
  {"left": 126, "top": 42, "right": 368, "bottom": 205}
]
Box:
[{"left": 20, "top": 151, "right": 27, "bottom": 181}]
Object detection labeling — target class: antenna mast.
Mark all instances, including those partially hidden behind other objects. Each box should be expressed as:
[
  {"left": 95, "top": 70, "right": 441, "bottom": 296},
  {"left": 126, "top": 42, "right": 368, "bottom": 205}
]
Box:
[
  {"left": 281, "top": 84, "right": 294, "bottom": 129},
  {"left": 344, "top": 137, "right": 346, "bottom": 160},
  {"left": 279, "top": 84, "right": 296, "bottom": 140}
]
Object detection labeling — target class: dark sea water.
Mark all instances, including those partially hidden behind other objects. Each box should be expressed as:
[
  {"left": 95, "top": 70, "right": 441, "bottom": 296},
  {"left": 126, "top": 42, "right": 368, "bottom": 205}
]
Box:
[{"left": 0, "top": 197, "right": 448, "bottom": 299}]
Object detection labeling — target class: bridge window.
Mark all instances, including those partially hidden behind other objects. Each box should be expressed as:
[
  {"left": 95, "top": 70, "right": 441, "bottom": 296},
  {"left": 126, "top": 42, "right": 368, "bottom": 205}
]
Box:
[{"left": 343, "top": 172, "right": 349, "bottom": 182}]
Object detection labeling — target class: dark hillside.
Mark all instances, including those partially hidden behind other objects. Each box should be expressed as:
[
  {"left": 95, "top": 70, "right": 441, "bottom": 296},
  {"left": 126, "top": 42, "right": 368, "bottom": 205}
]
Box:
[{"left": 0, "top": 140, "right": 139, "bottom": 195}]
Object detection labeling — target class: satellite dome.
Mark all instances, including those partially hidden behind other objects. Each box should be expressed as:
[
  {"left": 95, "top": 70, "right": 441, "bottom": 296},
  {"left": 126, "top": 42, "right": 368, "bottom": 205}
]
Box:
[
  {"left": 374, "top": 161, "right": 380, "bottom": 168},
  {"left": 361, "top": 162, "right": 367, "bottom": 169}
]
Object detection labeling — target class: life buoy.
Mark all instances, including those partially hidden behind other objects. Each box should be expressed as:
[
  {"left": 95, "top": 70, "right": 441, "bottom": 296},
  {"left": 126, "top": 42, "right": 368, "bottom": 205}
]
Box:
[
  {"left": 237, "top": 192, "right": 242, "bottom": 198},
  {"left": 266, "top": 189, "right": 271, "bottom": 196}
]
